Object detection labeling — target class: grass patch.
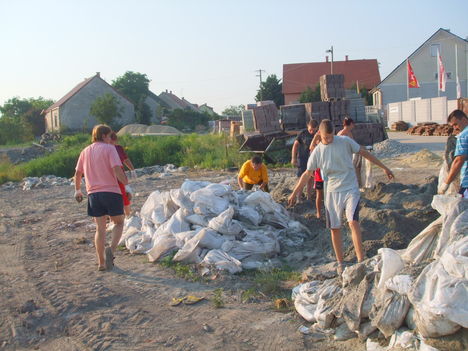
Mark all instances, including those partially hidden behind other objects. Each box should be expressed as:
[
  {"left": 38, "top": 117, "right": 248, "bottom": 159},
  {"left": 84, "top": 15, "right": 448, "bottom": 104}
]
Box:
[
  {"left": 159, "top": 253, "right": 201, "bottom": 282},
  {"left": 212, "top": 288, "right": 224, "bottom": 308},
  {"left": 241, "top": 267, "right": 301, "bottom": 300},
  {"left": 0, "top": 159, "right": 25, "bottom": 183}
]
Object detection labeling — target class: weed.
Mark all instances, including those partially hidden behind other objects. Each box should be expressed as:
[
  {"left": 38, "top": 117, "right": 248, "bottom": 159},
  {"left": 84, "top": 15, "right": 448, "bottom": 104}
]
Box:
[
  {"left": 241, "top": 287, "right": 261, "bottom": 303},
  {"left": 116, "top": 244, "right": 126, "bottom": 251},
  {"left": 212, "top": 288, "right": 224, "bottom": 308},
  {"left": 159, "top": 253, "right": 200, "bottom": 282}
]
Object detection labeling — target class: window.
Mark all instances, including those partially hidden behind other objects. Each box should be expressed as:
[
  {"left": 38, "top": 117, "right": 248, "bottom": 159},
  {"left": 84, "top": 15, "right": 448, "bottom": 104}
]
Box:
[{"left": 430, "top": 44, "right": 440, "bottom": 57}]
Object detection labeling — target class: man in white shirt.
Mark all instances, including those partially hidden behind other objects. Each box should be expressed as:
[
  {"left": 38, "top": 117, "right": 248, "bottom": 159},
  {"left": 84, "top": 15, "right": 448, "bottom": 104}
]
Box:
[{"left": 288, "top": 119, "right": 394, "bottom": 272}]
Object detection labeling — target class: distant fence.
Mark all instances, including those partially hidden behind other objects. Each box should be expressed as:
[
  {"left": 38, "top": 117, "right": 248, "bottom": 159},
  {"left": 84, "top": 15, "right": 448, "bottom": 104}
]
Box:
[{"left": 386, "top": 97, "right": 458, "bottom": 128}]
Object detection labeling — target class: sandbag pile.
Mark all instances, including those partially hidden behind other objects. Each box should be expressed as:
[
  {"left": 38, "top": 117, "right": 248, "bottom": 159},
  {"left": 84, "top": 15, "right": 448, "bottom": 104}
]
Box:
[
  {"left": 292, "top": 194, "right": 468, "bottom": 349},
  {"left": 120, "top": 180, "right": 310, "bottom": 273}
]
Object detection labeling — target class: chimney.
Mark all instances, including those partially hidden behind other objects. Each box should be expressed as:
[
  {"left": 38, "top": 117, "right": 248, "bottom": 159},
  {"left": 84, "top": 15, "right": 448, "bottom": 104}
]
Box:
[
  {"left": 170, "top": 90, "right": 172, "bottom": 94},
  {"left": 326, "top": 56, "right": 329, "bottom": 62},
  {"left": 96, "top": 72, "right": 100, "bottom": 77},
  {"left": 345, "top": 55, "right": 348, "bottom": 61}
]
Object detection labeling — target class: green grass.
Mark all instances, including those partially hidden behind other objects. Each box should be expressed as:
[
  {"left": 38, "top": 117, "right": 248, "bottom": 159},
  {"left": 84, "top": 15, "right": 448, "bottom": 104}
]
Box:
[
  {"left": 241, "top": 267, "right": 301, "bottom": 299},
  {"left": 212, "top": 288, "right": 224, "bottom": 308},
  {"left": 159, "top": 253, "right": 201, "bottom": 282}
]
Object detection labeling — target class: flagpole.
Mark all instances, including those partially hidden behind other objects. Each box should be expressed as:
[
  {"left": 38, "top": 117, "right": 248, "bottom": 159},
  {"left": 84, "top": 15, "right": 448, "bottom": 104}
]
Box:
[
  {"left": 437, "top": 50, "right": 440, "bottom": 97},
  {"left": 406, "top": 59, "right": 409, "bottom": 101},
  {"left": 456, "top": 44, "right": 459, "bottom": 99}
]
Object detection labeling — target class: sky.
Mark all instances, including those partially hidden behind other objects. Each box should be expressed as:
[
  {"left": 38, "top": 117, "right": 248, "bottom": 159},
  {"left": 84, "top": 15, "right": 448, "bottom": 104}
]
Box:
[{"left": 0, "top": 0, "right": 467, "bottom": 114}]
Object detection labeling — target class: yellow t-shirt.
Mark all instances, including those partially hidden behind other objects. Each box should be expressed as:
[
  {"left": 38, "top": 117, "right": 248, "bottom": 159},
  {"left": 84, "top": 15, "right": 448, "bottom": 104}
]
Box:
[{"left": 238, "top": 160, "right": 269, "bottom": 185}]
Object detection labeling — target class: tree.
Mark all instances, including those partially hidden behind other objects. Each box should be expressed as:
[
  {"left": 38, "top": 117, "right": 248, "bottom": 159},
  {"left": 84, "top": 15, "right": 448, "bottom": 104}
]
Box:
[
  {"left": 167, "top": 108, "right": 210, "bottom": 132},
  {"left": 221, "top": 104, "right": 245, "bottom": 117},
  {"left": 135, "top": 97, "right": 152, "bottom": 125},
  {"left": 89, "top": 93, "right": 121, "bottom": 127},
  {"left": 255, "top": 74, "right": 284, "bottom": 107},
  {"left": 351, "top": 84, "right": 372, "bottom": 105},
  {"left": 299, "top": 84, "right": 321, "bottom": 103}
]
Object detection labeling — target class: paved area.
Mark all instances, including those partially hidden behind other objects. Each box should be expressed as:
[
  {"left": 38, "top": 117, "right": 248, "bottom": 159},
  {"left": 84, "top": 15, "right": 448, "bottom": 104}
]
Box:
[{"left": 388, "top": 132, "right": 448, "bottom": 152}]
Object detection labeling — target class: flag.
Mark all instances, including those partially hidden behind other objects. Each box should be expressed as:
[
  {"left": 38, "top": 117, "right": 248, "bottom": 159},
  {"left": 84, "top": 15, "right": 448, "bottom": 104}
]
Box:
[
  {"left": 438, "top": 50, "right": 446, "bottom": 92},
  {"left": 407, "top": 60, "right": 420, "bottom": 88},
  {"left": 456, "top": 75, "right": 462, "bottom": 98}
]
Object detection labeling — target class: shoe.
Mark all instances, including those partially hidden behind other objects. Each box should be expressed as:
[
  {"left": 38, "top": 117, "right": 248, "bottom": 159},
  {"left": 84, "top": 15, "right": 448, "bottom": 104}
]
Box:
[
  {"left": 105, "top": 247, "right": 114, "bottom": 271},
  {"left": 336, "top": 262, "right": 344, "bottom": 276},
  {"left": 97, "top": 265, "right": 106, "bottom": 271}
]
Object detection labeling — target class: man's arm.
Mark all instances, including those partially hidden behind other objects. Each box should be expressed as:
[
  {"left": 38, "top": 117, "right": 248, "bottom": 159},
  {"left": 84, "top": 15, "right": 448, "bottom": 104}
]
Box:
[
  {"left": 309, "top": 133, "right": 321, "bottom": 152},
  {"left": 114, "top": 166, "right": 128, "bottom": 185},
  {"left": 358, "top": 147, "right": 394, "bottom": 180},
  {"left": 444, "top": 155, "right": 466, "bottom": 185},
  {"left": 238, "top": 176, "right": 244, "bottom": 189},
  {"left": 74, "top": 170, "right": 83, "bottom": 202},
  {"left": 288, "top": 170, "right": 314, "bottom": 206},
  {"left": 123, "top": 158, "right": 135, "bottom": 171},
  {"left": 291, "top": 140, "right": 299, "bottom": 166}
]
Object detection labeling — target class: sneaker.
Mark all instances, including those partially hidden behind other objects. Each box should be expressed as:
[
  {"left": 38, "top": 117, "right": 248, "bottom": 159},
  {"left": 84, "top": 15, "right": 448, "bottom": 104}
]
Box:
[{"left": 105, "top": 247, "right": 114, "bottom": 271}]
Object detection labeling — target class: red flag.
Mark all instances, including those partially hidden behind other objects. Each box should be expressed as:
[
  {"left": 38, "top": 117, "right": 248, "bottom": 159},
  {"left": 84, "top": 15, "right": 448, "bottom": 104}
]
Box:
[
  {"left": 407, "top": 60, "right": 420, "bottom": 88},
  {"left": 438, "top": 50, "right": 446, "bottom": 92}
]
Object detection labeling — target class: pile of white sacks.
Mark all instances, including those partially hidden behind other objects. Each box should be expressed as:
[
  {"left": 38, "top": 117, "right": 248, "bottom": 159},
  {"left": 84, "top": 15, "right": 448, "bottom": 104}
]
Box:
[
  {"left": 292, "top": 194, "right": 468, "bottom": 350},
  {"left": 120, "top": 180, "right": 310, "bottom": 273}
]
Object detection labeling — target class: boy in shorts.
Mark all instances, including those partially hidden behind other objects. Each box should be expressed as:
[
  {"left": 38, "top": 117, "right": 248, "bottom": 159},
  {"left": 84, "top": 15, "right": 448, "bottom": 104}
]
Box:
[{"left": 74, "top": 125, "right": 129, "bottom": 271}]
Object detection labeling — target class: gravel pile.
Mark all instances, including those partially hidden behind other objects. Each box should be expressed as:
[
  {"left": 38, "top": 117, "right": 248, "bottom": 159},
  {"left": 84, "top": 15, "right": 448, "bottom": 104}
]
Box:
[{"left": 372, "top": 139, "right": 417, "bottom": 159}]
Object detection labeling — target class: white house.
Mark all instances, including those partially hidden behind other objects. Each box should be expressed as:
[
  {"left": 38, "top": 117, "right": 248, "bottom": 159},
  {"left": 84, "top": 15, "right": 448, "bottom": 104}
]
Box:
[{"left": 372, "top": 28, "right": 468, "bottom": 108}]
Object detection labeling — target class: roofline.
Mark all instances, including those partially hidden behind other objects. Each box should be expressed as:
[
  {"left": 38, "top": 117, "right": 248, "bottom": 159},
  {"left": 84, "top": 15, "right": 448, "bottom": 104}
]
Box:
[{"left": 377, "top": 28, "right": 468, "bottom": 87}]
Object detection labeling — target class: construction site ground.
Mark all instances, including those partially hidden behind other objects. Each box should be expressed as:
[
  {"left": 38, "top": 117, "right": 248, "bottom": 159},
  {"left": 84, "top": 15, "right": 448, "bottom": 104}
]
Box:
[{"left": 0, "top": 134, "right": 462, "bottom": 351}]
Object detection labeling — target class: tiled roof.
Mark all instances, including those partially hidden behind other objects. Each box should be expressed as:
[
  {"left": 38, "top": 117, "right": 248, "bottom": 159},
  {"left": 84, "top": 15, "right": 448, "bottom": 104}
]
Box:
[
  {"left": 283, "top": 59, "right": 381, "bottom": 94},
  {"left": 158, "top": 92, "right": 200, "bottom": 112}
]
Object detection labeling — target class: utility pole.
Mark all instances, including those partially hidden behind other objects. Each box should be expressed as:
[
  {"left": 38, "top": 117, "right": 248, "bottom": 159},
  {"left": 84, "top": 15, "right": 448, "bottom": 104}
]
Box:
[
  {"left": 326, "top": 46, "right": 334, "bottom": 74},
  {"left": 256, "top": 69, "right": 266, "bottom": 101}
]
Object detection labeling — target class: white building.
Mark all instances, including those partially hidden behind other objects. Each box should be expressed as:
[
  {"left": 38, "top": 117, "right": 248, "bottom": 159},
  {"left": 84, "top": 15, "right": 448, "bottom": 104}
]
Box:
[{"left": 372, "top": 28, "right": 468, "bottom": 108}]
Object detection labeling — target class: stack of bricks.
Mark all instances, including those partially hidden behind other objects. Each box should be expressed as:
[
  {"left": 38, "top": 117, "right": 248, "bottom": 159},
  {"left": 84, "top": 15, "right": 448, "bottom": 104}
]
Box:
[
  {"left": 391, "top": 121, "right": 409, "bottom": 131},
  {"left": 305, "top": 101, "right": 330, "bottom": 124},
  {"left": 320, "top": 74, "right": 345, "bottom": 101},
  {"left": 329, "top": 99, "right": 351, "bottom": 129},
  {"left": 406, "top": 123, "right": 456, "bottom": 136}
]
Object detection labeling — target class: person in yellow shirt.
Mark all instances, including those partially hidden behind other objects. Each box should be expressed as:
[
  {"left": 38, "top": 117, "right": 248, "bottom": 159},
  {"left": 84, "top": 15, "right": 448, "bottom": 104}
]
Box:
[{"left": 238, "top": 156, "right": 269, "bottom": 192}]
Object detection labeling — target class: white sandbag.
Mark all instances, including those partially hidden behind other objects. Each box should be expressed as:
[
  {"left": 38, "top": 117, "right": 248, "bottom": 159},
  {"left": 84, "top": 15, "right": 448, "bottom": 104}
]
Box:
[
  {"left": 419, "top": 339, "right": 440, "bottom": 351},
  {"left": 125, "top": 232, "right": 153, "bottom": 254},
  {"left": 195, "top": 228, "right": 227, "bottom": 250},
  {"left": 385, "top": 275, "right": 412, "bottom": 296},
  {"left": 172, "top": 235, "right": 202, "bottom": 264},
  {"left": 154, "top": 208, "right": 190, "bottom": 236},
  {"left": 185, "top": 214, "right": 208, "bottom": 227},
  {"left": 119, "top": 216, "right": 142, "bottom": 245},
  {"left": 370, "top": 290, "right": 410, "bottom": 338},
  {"left": 147, "top": 234, "right": 177, "bottom": 262},
  {"left": 201, "top": 249, "right": 242, "bottom": 274},
  {"left": 314, "top": 279, "right": 341, "bottom": 329},
  {"left": 222, "top": 231, "right": 279, "bottom": 260},
  {"left": 294, "top": 296, "right": 318, "bottom": 322},
  {"left": 244, "top": 191, "right": 283, "bottom": 214},
  {"left": 400, "top": 217, "right": 442, "bottom": 265},
  {"left": 207, "top": 207, "right": 242, "bottom": 236},
  {"left": 408, "top": 237, "right": 467, "bottom": 337},
  {"left": 362, "top": 157, "right": 375, "bottom": 189},
  {"left": 450, "top": 209, "right": 468, "bottom": 238},
  {"left": 438, "top": 162, "right": 459, "bottom": 196},
  {"left": 141, "top": 190, "right": 178, "bottom": 225},
  {"left": 387, "top": 329, "right": 417, "bottom": 350},
  {"left": 180, "top": 179, "right": 210, "bottom": 195},
  {"left": 237, "top": 206, "right": 262, "bottom": 226},
  {"left": 170, "top": 188, "right": 194, "bottom": 211},
  {"left": 377, "top": 248, "right": 405, "bottom": 289},
  {"left": 261, "top": 212, "right": 289, "bottom": 229},
  {"left": 174, "top": 230, "right": 199, "bottom": 248},
  {"left": 191, "top": 191, "right": 229, "bottom": 216},
  {"left": 431, "top": 194, "right": 462, "bottom": 216}
]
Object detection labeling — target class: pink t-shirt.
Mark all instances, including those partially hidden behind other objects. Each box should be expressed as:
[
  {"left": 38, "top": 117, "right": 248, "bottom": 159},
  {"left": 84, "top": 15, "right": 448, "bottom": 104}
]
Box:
[{"left": 75, "top": 142, "right": 123, "bottom": 194}]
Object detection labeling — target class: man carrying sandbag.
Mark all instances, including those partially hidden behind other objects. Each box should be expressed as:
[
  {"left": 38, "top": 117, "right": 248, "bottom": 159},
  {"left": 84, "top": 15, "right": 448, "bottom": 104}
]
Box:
[
  {"left": 288, "top": 119, "right": 394, "bottom": 273},
  {"left": 439, "top": 109, "right": 468, "bottom": 198},
  {"left": 238, "top": 155, "right": 269, "bottom": 192}
]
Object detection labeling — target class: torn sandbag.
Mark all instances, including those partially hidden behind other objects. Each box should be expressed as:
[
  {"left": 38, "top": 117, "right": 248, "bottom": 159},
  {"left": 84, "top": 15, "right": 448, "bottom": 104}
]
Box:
[
  {"left": 314, "top": 279, "right": 341, "bottom": 329},
  {"left": 370, "top": 289, "right": 410, "bottom": 338},
  {"left": 173, "top": 236, "right": 202, "bottom": 264},
  {"left": 236, "top": 206, "right": 262, "bottom": 226},
  {"left": 207, "top": 207, "right": 243, "bottom": 236},
  {"left": 408, "top": 236, "right": 468, "bottom": 337},
  {"left": 201, "top": 249, "right": 242, "bottom": 274},
  {"left": 141, "top": 190, "right": 178, "bottom": 225},
  {"left": 147, "top": 234, "right": 177, "bottom": 262}
]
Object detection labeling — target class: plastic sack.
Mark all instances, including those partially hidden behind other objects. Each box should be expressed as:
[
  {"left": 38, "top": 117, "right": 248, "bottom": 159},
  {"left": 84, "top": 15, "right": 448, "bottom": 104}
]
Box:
[
  {"left": 434, "top": 199, "right": 468, "bottom": 258},
  {"left": 119, "top": 216, "right": 142, "bottom": 245},
  {"left": 201, "top": 249, "right": 242, "bottom": 274},
  {"left": 125, "top": 232, "right": 153, "bottom": 254},
  {"left": 180, "top": 179, "right": 210, "bottom": 194},
  {"left": 222, "top": 230, "right": 279, "bottom": 260},
  {"left": 191, "top": 189, "right": 229, "bottom": 216},
  {"left": 408, "top": 236, "right": 468, "bottom": 337},
  {"left": 377, "top": 248, "right": 405, "bottom": 289},
  {"left": 400, "top": 217, "right": 442, "bottom": 265},
  {"left": 147, "top": 234, "right": 177, "bottom": 262},
  {"left": 385, "top": 275, "right": 412, "bottom": 296},
  {"left": 141, "top": 190, "right": 178, "bottom": 225},
  {"left": 261, "top": 212, "right": 289, "bottom": 229},
  {"left": 174, "top": 230, "right": 199, "bottom": 248},
  {"left": 170, "top": 189, "right": 194, "bottom": 211},
  {"left": 370, "top": 290, "right": 410, "bottom": 338},
  {"left": 154, "top": 208, "right": 190, "bottom": 236},
  {"left": 237, "top": 206, "right": 262, "bottom": 226},
  {"left": 173, "top": 235, "right": 202, "bottom": 264},
  {"left": 185, "top": 214, "right": 208, "bottom": 227},
  {"left": 207, "top": 207, "right": 242, "bottom": 236},
  {"left": 314, "top": 279, "right": 341, "bottom": 329},
  {"left": 195, "top": 228, "right": 227, "bottom": 250},
  {"left": 387, "top": 329, "right": 417, "bottom": 350},
  {"left": 243, "top": 191, "right": 283, "bottom": 214}
]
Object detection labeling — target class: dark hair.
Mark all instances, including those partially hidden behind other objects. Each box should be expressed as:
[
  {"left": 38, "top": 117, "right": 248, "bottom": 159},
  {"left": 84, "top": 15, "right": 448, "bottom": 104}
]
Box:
[
  {"left": 251, "top": 155, "right": 262, "bottom": 165},
  {"left": 307, "top": 119, "right": 318, "bottom": 128},
  {"left": 447, "top": 109, "right": 467, "bottom": 122},
  {"left": 91, "top": 124, "right": 112, "bottom": 142},
  {"left": 343, "top": 117, "right": 355, "bottom": 126},
  {"left": 110, "top": 131, "right": 118, "bottom": 141},
  {"left": 319, "top": 119, "right": 334, "bottom": 134}
]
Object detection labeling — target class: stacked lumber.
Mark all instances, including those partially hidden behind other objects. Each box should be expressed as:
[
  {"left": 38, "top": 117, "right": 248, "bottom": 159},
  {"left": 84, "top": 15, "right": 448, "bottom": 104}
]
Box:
[
  {"left": 320, "top": 74, "right": 345, "bottom": 101},
  {"left": 406, "top": 123, "right": 456, "bottom": 136},
  {"left": 391, "top": 121, "right": 409, "bottom": 131}
]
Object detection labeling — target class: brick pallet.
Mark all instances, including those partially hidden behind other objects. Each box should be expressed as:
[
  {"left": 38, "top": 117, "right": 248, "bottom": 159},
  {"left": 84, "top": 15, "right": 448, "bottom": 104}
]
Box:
[{"left": 320, "top": 74, "right": 345, "bottom": 101}]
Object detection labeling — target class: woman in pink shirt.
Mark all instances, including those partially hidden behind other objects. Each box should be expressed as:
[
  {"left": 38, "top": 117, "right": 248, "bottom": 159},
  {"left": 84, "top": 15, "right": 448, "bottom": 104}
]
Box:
[{"left": 74, "top": 125, "right": 129, "bottom": 271}]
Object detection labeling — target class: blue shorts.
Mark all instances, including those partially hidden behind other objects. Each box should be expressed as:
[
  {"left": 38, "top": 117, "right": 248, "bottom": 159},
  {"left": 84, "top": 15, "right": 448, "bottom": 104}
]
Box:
[
  {"left": 460, "top": 187, "right": 468, "bottom": 198},
  {"left": 87, "top": 192, "right": 124, "bottom": 217}
]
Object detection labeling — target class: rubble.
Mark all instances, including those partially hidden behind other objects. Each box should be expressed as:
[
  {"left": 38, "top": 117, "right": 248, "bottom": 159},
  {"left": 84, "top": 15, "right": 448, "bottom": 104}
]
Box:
[
  {"left": 406, "top": 123, "right": 456, "bottom": 136},
  {"left": 391, "top": 121, "right": 409, "bottom": 131},
  {"left": 372, "top": 139, "right": 417, "bottom": 159}
]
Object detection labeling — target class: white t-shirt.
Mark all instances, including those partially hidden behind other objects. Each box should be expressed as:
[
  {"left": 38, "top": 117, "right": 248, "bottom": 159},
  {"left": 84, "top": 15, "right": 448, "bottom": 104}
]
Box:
[{"left": 307, "top": 135, "right": 361, "bottom": 192}]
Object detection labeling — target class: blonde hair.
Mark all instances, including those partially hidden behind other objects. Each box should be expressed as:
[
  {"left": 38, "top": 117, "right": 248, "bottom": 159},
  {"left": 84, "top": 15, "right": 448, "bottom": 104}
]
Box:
[
  {"left": 319, "top": 119, "right": 334, "bottom": 134},
  {"left": 91, "top": 124, "right": 112, "bottom": 142}
]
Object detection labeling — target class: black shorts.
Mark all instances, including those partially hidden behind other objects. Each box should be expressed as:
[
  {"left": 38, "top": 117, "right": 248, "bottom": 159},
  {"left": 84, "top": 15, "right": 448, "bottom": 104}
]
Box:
[
  {"left": 87, "top": 192, "right": 124, "bottom": 217},
  {"left": 314, "top": 181, "right": 324, "bottom": 190}
]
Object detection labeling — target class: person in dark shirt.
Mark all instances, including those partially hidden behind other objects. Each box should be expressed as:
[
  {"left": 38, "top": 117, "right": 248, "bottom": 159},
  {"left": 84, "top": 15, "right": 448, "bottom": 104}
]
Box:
[{"left": 291, "top": 120, "right": 319, "bottom": 205}]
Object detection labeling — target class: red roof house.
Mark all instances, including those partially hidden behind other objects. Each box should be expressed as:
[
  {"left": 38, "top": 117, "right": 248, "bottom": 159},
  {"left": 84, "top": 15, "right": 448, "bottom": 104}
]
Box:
[{"left": 282, "top": 57, "right": 381, "bottom": 105}]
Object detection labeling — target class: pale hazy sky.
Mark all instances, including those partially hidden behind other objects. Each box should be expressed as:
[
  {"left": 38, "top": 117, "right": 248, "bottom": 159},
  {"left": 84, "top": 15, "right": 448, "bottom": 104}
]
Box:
[{"left": 1, "top": 0, "right": 467, "bottom": 113}]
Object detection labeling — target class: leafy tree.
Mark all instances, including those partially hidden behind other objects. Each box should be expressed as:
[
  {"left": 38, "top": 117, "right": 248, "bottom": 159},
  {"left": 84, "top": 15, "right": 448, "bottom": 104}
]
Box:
[
  {"left": 0, "top": 116, "right": 32, "bottom": 145},
  {"left": 112, "top": 71, "right": 150, "bottom": 124},
  {"left": 299, "top": 84, "right": 321, "bottom": 103},
  {"left": 221, "top": 104, "right": 245, "bottom": 117},
  {"left": 89, "top": 93, "right": 121, "bottom": 127},
  {"left": 255, "top": 74, "right": 284, "bottom": 107},
  {"left": 135, "top": 97, "right": 152, "bottom": 125},
  {"left": 351, "top": 84, "right": 372, "bottom": 105},
  {"left": 167, "top": 108, "right": 211, "bottom": 132}
]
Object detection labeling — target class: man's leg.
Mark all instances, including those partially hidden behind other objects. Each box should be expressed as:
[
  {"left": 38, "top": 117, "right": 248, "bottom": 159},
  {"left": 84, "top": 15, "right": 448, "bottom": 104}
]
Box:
[
  {"left": 109, "top": 214, "right": 125, "bottom": 253},
  {"left": 124, "top": 205, "right": 131, "bottom": 217},
  {"left": 306, "top": 177, "right": 314, "bottom": 200},
  {"left": 315, "top": 188, "right": 323, "bottom": 218},
  {"left": 94, "top": 216, "right": 107, "bottom": 267},
  {"left": 330, "top": 228, "right": 344, "bottom": 264},
  {"left": 348, "top": 220, "right": 365, "bottom": 262}
]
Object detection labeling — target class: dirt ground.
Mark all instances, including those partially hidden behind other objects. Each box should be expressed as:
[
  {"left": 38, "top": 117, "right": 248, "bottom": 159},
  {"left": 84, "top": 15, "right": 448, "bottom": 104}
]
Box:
[{"left": 0, "top": 138, "right": 450, "bottom": 351}]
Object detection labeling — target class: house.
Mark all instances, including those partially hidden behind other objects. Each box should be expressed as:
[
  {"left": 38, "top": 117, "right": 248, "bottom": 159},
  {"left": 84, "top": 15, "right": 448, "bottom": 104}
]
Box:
[
  {"left": 44, "top": 73, "right": 134, "bottom": 132},
  {"left": 372, "top": 28, "right": 468, "bottom": 108},
  {"left": 198, "top": 103, "right": 216, "bottom": 116},
  {"left": 282, "top": 57, "right": 381, "bottom": 105},
  {"left": 158, "top": 90, "right": 201, "bottom": 112},
  {"left": 145, "top": 91, "right": 166, "bottom": 124}
]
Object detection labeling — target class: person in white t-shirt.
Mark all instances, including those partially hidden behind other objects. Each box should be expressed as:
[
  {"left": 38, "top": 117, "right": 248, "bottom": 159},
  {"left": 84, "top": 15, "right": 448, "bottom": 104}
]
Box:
[{"left": 288, "top": 119, "right": 394, "bottom": 273}]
